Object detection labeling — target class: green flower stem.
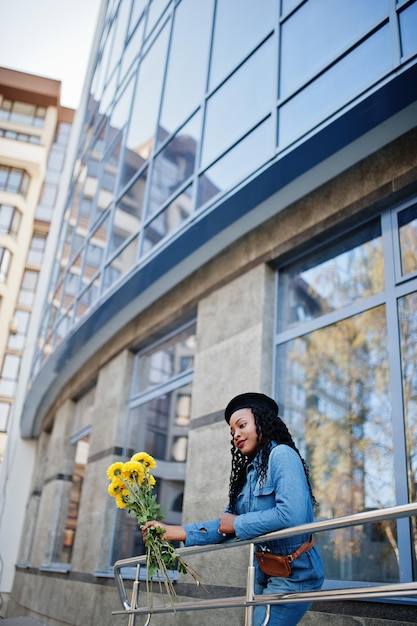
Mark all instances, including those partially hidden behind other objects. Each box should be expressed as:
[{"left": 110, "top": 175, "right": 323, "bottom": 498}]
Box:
[{"left": 143, "top": 525, "right": 207, "bottom": 612}]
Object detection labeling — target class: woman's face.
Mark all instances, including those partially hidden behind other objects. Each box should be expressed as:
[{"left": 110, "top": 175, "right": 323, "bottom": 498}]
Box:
[{"left": 229, "top": 407, "right": 258, "bottom": 457}]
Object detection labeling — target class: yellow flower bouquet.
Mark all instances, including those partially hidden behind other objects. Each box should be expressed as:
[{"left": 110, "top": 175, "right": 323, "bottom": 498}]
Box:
[{"left": 107, "top": 452, "right": 204, "bottom": 609}]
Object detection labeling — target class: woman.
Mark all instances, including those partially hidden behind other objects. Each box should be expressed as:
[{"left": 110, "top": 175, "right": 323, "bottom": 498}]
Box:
[{"left": 142, "top": 392, "right": 324, "bottom": 625}]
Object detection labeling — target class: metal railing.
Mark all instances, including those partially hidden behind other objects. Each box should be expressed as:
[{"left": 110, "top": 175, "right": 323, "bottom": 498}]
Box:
[{"left": 112, "top": 503, "right": 417, "bottom": 625}]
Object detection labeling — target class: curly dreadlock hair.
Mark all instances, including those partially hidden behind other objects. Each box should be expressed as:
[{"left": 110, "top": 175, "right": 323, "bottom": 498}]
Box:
[{"left": 227, "top": 404, "right": 317, "bottom": 513}]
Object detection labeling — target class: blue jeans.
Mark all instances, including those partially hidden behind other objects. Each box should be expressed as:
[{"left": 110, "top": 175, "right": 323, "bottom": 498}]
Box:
[
  {"left": 252, "top": 540, "right": 323, "bottom": 626},
  {"left": 254, "top": 577, "right": 311, "bottom": 626}
]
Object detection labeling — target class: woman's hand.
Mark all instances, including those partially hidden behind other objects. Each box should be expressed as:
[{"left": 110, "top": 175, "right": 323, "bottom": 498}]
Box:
[
  {"left": 219, "top": 513, "right": 237, "bottom": 535},
  {"left": 141, "top": 520, "right": 186, "bottom": 542}
]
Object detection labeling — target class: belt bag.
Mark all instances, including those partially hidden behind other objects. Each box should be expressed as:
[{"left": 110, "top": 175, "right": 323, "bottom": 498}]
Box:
[{"left": 256, "top": 535, "right": 315, "bottom": 578}]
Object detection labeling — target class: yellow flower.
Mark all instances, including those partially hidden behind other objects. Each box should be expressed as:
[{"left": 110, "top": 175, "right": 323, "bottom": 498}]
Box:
[
  {"left": 106, "top": 461, "right": 125, "bottom": 481},
  {"left": 115, "top": 493, "right": 128, "bottom": 509},
  {"left": 108, "top": 478, "right": 126, "bottom": 497},
  {"left": 130, "top": 452, "right": 156, "bottom": 469},
  {"left": 141, "top": 473, "right": 156, "bottom": 487},
  {"left": 106, "top": 449, "right": 205, "bottom": 609},
  {"left": 108, "top": 482, "right": 118, "bottom": 497},
  {"left": 121, "top": 461, "right": 145, "bottom": 481}
]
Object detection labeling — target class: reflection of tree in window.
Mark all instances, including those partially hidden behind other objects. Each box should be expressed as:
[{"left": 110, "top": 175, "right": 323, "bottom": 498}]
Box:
[
  {"left": 398, "top": 291, "right": 417, "bottom": 568},
  {"left": 398, "top": 204, "right": 417, "bottom": 276},
  {"left": 276, "top": 222, "right": 404, "bottom": 583}
]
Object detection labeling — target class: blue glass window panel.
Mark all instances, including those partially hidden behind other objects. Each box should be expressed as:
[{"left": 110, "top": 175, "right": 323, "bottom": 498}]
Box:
[
  {"left": 119, "top": 166, "right": 147, "bottom": 222},
  {"left": 120, "top": 15, "right": 145, "bottom": 80},
  {"left": 88, "top": 125, "right": 107, "bottom": 213},
  {"left": 280, "top": 0, "right": 389, "bottom": 99},
  {"left": 143, "top": 184, "right": 194, "bottom": 253},
  {"left": 64, "top": 271, "right": 80, "bottom": 297},
  {"left": 158, "top": 0, "right": 214, "bottom": 140},
  {"left": 54, "top": 311, "right": 74, "bottom": 346},
  {"left": 133, "top": 324, "right": 196, "bottom": 394},
  {"left": 201, "top": 38, "right": 274, "bottom": 168},
  {"left": 90, "top": 36, "right": 109, "bottom": 104},
  {"left": 149, "top": 112, "right": 200, "bottom": 217},
  {"left": 209, "top": 0, "right": 276, "bottom": 90},
  {"left": 110, "top": 74, "right": 135, "bottom": 139},
  {"left": 84, "top": 217, "right": 109, "bottom": 276},
  {"left": 277, "top": 219, "right": 383, "bottom": 332},
  {"left": 120, "top": 22, "right": 169, "bottom": 190},
  {"left": 281, "top": 0, "right": 303, "bottom": 15},
  {"left": 103, "top": 235, "right": 139, "bottom": 292},
  {"left": 107, "top": 0, "right": 131, "bottom": 80},
  {"left": 62, "top": 272, "right": 79, "bottom": 313},
  {"left": 100, "top": 136, "right": 122, "bottom": 215},
  {"left": 129, "top": 0, "right": 146, "bottom": 37},
  {"left": 85, "top": 241, "right": 104, "bottom": 270},
  {"left": 98, "top": 15, "right": 117, "bottom": 98},
  {"left": 99, "top": 67, "right": 119, "bottom": 118},
  {"left": 108, "top": 176, "right": 144, "bottom": 256},
  {"left": 145, "top": 0, "right": 170, "bottom": 38},
  {"left": 198, "top": 117, "right": 273, "bottom": 209},
  {"left": 102, "top": 94, "right": 133, "bottom": 197},
  {"left": 76, "top": 279, "right": 100, "bottom": 320},
  {"left": 114, "top": 168, "right": 148, "bottom": 256},
  {"left": 399, "top": 1, "right": 417, "bottom": 57},
  {"left": 279, "top": 25, "right": 392, "bottom": 147}
]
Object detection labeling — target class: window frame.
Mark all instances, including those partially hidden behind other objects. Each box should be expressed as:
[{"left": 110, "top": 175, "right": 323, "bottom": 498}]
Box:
[
  {"left": 107, "top": 319, "right": 196, "bottom": 576},
  {"left": 273, "top": 200, "right": 417, "bottom": 593}
]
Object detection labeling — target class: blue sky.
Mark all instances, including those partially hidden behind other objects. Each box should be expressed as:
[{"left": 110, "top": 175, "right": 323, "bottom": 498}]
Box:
[{"left": 0, "top": 0, "right": 102, "bottom": 108}]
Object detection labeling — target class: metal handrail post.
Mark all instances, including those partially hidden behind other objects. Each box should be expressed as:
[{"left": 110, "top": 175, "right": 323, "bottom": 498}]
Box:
[
  {"left": 126, "top": 564, "right": 152, "bottom": 626},
  {"left": 127, "top": 564, "right": 140, "bottom": 626},
  {"left": 244, "top": 543, "right": 255, "bottom": 626},
  {"left": 246, "top": 543, "right": 272, "bottom": 626}
]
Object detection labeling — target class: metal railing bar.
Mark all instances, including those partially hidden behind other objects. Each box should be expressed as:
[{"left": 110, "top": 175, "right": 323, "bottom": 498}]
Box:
[
  {"left": 111, "top": 596, "right": 248, "bottom": 615},
  {"left": 257, "top": 581, "right": 417, "bottom": 604},
  {"left": 114, "top": 502, "right": 417, "bottom": 570},
  {"left": 111, "top": 582, "right": 417, "bottom": 617},
  {"left": 112, "top": 503, "right": 417, "bottom": 616}
]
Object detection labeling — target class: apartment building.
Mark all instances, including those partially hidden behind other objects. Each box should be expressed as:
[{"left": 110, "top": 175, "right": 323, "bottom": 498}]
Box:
[{"left": 0, "top": 67, "right": 73, "bottom": 462}]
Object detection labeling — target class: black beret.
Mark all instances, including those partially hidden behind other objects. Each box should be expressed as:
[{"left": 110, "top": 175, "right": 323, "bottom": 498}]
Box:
[{"left": 224, "top": 392, "right": 279, "bottom": 423}]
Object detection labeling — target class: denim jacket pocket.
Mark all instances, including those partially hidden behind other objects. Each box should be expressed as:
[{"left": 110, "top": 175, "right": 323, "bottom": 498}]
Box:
[{"left": 253, "top": 482, "right": 274, "bottom": 497}]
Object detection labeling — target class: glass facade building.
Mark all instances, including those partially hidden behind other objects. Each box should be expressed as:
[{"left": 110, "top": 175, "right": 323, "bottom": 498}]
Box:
[
  {"left": 2, "top": 1, "right": 417, "bottom": 624},
  {"left": 28, "top": 0, "right": 417, "bottom": 372}
]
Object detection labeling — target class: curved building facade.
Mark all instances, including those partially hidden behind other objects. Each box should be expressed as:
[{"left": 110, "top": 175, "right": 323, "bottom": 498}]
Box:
[{"left": 2, "top": 1, "right": 417, "bottom": 624}]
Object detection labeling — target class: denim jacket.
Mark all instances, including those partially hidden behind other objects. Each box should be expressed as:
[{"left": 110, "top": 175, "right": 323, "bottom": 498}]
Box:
[{"left": 184, "top": 443, "right": 324, "bottom": 587}]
